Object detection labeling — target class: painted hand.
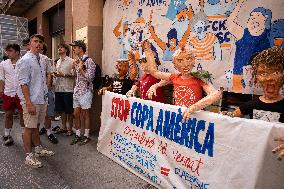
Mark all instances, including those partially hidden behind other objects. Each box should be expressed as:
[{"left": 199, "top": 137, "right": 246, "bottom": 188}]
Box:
[
  {"left": 128, "top": 51, "right": 136, "bottom": 64},
  {"left": 182, "top": 106, "right": 194, "bottom": 123},
  {"left": 272, "top": 136, "right": 284, "bottom": 161},
  {"left": 98, "top": 87, "right": 108, "bottom": 95},
  {"left": 146, "top": 85, "right": 157, "bottom": 100},
  {"left": 222, "top": 111, "right": 235, "bottom": 117},
  {"left": 126, "top": 89, "right": 136, "bottom": 97}
]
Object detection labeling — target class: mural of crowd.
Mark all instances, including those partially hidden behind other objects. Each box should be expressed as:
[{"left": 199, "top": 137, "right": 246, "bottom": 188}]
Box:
[{"left": 105, "top": 0, "right": 284, "bottom": 94}]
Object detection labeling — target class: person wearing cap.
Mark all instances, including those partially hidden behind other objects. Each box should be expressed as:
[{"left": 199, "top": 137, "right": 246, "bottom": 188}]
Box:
[
  {"left": 16, "top": 34, "right": 54, "bottom": 168},
  {"left": 98, "top": 51, "right": 137, "bottom": 95},
  {"left": 69, "top": 40, "right": 96, "bottom": 145}
]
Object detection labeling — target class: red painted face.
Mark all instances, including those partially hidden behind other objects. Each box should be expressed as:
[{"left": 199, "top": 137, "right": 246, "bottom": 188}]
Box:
[{"left": 256, "top": 63, "right": 284, "bottom": 100}]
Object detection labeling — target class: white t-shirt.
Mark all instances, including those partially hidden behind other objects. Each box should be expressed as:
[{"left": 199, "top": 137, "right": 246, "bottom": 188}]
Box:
[
  {"left": 0, "top": 59, "right": 19, "bottom": 97},
  {"left": 54, "top": 56, "right": 75, "bottom": 93}
]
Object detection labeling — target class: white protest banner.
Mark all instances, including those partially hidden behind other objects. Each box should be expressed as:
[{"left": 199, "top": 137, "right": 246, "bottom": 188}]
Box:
[
  {"left": 97, "top": 92, "right": 284, "bottom": 189},
  {"left": 103, "top": 0, "right": 284, "bottom": 94}
]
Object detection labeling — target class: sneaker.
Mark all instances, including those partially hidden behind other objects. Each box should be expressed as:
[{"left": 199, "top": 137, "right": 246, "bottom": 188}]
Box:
[
  {"left": 3, "top": 135, "right": 14, "bottom": 146},
  {"left": 79, "top": 136, "right": 90, "bottom": 145},
  {"left": 70, "top": 135, "right": 80, "bottom": 145},
  {"left": 25, "top": 155, "right": 43, "bottom": 168},
  {"left": 2, "top": 135, "right": 8, "bottom": 141},
  {"left": 39, "top": 128, "right": 47, "bottom": 135},
  {"left": 35, "top": 147, "right": 55, "bottom": 157},
  {"left": 48, "top": 134, "right": 58, "bottom": 144},
  {"left": 54, "top": 116, "right": 61, "bottom": 121}
]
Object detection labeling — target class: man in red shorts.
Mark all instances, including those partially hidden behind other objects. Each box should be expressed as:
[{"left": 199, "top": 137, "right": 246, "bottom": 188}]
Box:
[{"left": 0, "top": 44, "right": 24, "bottom": 146}]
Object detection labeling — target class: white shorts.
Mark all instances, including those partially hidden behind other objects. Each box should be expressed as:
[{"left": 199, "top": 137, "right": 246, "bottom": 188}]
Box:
[{"left": 73, "top": 91, "right": 93, "bottom": 109}]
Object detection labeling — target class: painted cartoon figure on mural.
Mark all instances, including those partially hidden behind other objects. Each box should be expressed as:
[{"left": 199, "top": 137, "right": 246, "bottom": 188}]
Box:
[
  {"left": 114, "top": 9, "right": 147, "bottom": 63},
  {"left": 269, "top": 19, "right": 284, "bottom": 48},
  {"left": 128, "top": 9, "right": 147, "bottom": 60},
  {"left": 189, "top": 12, "right": 222, "bottom": 61},
  {"left": 227, "top": 0, "right": 272, "bottom": 93},
  {"left": 113, "top": 19, "right": 132, "bottom": 60},
  {"left": 202, "top": 0, "right": 237, "bottom": 16},
  {"left": 143, "top": 40, "right": 222, "bottom": 122},
  {"left": 165, "top": 0, "right": 187, "bottom": 21},
  {"left": 171, "top": 3, "right": 191, "bottom": 41},
  {"left": 148, "top": 5, "right": 192, "bottom": 62},
  {"left": 116, "top": 0, "right": 134, "bottom": 10}
]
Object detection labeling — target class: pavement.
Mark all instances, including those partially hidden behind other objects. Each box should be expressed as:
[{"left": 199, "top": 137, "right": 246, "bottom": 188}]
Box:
[{"left": 0, "top": 113, "right": 156, "bottom": 189}]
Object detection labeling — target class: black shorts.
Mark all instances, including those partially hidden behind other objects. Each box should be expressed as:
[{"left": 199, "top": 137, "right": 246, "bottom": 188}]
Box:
[{"left": 55, "top": 92, "right": 74, "bottom": 114}]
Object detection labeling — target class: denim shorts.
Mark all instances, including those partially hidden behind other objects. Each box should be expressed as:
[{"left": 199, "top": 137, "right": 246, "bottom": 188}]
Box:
[{"left": 47, "top": 91, "right": 55, "bottom": 117}]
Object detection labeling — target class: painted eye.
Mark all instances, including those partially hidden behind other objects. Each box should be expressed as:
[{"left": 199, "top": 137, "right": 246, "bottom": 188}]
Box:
[
  {"left": 259, "top": 73, "right": 266, "bottom": 77},
  {"left": 274, "top": 71, "right": 280, "bottom": 75}
]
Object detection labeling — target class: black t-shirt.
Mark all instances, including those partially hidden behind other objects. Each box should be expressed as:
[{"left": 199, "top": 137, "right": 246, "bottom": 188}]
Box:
[
  {"left": 111, "top": 76, "right": 134, "bottom": 95},
  {"left": 239, "top": 98, "right": 284, "bottom": 123}
]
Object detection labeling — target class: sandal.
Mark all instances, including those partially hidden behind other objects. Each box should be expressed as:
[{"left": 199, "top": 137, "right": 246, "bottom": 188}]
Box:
[{"left": 66, "top": 130, "right": 74, "bottom": 136}]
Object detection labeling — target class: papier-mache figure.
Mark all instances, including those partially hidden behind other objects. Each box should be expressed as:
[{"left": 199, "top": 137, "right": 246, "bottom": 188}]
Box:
[
  {"left": 272, "top": 136, "right": 284, "bottom": 161},
  {"left": 143, "top": 40, "right": 222, "bottom": 122},
  {"left": 126, "top": 54, "right": 165, "bottom": 103},
  {"left": 221, "top": 47, "right": 284, "bottom": 160},
  {"left": 98, "top": 52, "right": 137, "bottom": 95},
  {"left": 223, "top": 47, "right": 284, "bottom": 123}
]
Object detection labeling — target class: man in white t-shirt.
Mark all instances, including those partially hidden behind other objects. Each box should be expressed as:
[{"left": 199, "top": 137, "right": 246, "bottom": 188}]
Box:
[
  {"left": 0, "top": 44, "right": 24, "bottom": 146},
  {"left": 53, "top": 43, "right": 75, "bottom": 136}
]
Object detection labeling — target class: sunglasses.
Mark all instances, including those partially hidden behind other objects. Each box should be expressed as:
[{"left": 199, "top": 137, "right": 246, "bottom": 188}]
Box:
[{"left": 138, "top": 57, "right": 147, "bottom": 63}]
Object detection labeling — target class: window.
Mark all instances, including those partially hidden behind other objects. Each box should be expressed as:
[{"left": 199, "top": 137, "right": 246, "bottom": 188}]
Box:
[{"left": 52, "top": 32, "right": 65, "bottom": 60}]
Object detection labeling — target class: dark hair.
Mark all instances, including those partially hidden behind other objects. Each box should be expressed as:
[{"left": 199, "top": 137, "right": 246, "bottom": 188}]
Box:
[
  {"left": 30, "top": 34, "right": 45, "bottom": 42},
  {"left": 42, "top": 43, "right": 48, "bottom": 55},
  {"left": 58, "top": 43, "right": 70, "bottom": 56},
  {"left": 167, "top": 28, "right": 178, "bottom": 48},
  {"left": 252, "top": 47, "right": 284, "bottom": 77},
  {"left": 22, "top": 38, "right": 30, "bottom": 46},
  {"left": 5, "top": 43, "right": 21, "bottom": 53},
  {"left": 2, "top": 56, "right": 8, "bottom": 60},
  {"left": 80, "top": 46, "right": 86, "bottom": 53}
]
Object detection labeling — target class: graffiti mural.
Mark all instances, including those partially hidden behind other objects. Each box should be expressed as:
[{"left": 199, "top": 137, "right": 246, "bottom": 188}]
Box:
[{"left": 104, "top": 0, "right": 284, "bottom": 94}]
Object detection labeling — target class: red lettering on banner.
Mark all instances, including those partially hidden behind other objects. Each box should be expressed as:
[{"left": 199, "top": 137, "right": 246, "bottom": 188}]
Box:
[
  {"left": 158, "top": 141, "right": 168, "bottom": 156},
  {"left": 173, "top": 150, "right": 204, "bottom": 176},
  {"left": 123, "top": 126, "right": 155, "bottom": 149},
  {"left": 111, "top": 97, "right": 130, "bottom": 122}
]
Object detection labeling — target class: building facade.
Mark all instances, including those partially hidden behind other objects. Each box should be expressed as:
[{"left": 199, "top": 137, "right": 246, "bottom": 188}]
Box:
[{"left": 2, "top": 0, "right": 104, "bottom": 133}]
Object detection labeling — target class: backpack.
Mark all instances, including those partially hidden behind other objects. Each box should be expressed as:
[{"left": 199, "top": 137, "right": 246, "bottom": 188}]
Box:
[{"left": 82, "top": 57, "right": 102, "bottom": 89}]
